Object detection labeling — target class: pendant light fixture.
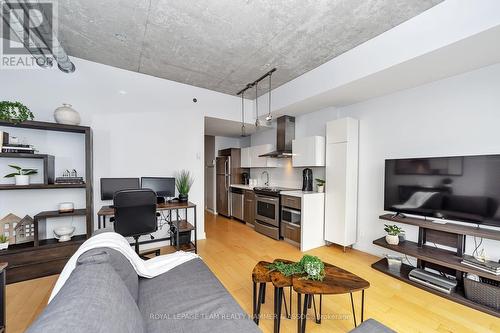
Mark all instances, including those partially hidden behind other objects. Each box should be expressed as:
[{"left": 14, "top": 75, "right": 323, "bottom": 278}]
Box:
[
  {"left": 254, "top": 81, "right": 260, "bottom": 128},
  {"left": 265, "top": 71, "right": 273, "bottom": 123},
  {"left": 241, "top": 91, "right": 246, "bottom": 137}
]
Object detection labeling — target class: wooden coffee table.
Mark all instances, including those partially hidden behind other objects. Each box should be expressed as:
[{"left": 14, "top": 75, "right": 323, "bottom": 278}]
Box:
[{"left": 292, "top": 263, "right": 370, "bottom": 333}]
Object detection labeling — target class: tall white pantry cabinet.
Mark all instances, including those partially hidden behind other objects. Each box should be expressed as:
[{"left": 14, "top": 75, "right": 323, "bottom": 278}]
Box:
[{"left": 324, "top": 118, "right": 359, "bottom": 248}]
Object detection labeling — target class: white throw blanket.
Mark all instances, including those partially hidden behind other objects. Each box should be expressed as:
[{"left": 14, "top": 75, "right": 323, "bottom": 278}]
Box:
[{"left": 49, "top": 231, "right": 199, "bottom": 302}]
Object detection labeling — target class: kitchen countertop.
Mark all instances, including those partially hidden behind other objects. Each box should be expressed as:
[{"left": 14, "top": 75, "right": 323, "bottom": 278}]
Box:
[
  {"left": 230, "top": 184, "right": 255, "bottom": 190},
  {"left": 280, "top": 190, "right": 325, "bottom": 198}
]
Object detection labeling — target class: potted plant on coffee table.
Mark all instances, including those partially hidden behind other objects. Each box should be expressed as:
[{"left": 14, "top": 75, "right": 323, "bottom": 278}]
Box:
[
  {"left": 0, "top": 235, "right": 8, "bottom": 250},
  {"left": 4, "top": 164, "right": 38, "bottom": 185},
  {"left": 175, "top": 170, "right": 194, "bottom": 202},
  {"left": 384, "top": 224, "right": 404, "bottom": 245}
]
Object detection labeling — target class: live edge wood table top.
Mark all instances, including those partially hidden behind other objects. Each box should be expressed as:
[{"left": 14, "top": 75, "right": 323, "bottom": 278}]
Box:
[
  {"left": 97, "top": 201, "right": 197, "bottom": 216},
  {"left": 292, "top": 262, "right": 370, "bottom": 295}
]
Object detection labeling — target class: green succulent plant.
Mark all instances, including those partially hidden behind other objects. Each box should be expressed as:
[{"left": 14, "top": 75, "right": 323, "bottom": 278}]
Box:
[
  {"left": 0, "top": 235, "right": 8, "bottom": 243},
  {"left": 0, "top": 101, "right": 34, "bottom": 123},
  {"left": 384, "top": 224, "right": 404, "bottom": 236},
  {"left": 315, "top": 178, "right": 325, "bottom": 186}
]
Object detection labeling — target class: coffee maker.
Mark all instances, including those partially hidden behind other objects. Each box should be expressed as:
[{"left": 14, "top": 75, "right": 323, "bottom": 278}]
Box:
[
  {"left": 242, "top": 172, "right": 249, "bottom": 185},
  {"left": 302, "top": 168, "right": 313, "bottom": 191}
]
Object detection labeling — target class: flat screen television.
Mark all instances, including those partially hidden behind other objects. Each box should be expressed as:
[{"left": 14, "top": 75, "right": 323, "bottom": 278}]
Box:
[{"left": 384, "top": 155, "right": 500, "bottom": 227}]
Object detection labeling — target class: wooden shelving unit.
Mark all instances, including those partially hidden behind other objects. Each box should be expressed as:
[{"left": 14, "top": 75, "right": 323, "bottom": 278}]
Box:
[
  {"left": 373, "top": 214, "right": 500, "bottom": 317},
  {"left": 0, "top": 120, "right": 93, "bottom": 284}
]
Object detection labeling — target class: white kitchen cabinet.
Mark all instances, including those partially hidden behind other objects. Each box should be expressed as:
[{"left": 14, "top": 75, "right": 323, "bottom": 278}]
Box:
[
  {"left": 241, "top": 147, "right": 251, "bottom": 168},
  {"left": 240, "top": 144, "right": 277, "bottom": 168},
  {"left": 292, "top": 136, "right": 325, "bottom": 167},
  {"left": 324, "top": 118, "right": 359, "bottom": 247}
]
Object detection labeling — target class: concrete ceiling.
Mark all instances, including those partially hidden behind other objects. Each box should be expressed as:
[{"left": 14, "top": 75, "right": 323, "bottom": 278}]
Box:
[{"left": 56, "top": 0, "right": 442, "bottom": 97}]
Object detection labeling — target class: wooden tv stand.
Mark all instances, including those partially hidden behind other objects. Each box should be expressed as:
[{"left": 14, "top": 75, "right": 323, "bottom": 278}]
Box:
[{"left": 372, "top": 214, "right": 500, "bottom": 317}]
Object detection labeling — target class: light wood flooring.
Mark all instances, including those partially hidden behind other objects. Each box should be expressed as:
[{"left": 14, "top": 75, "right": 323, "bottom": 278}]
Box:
[{"left": 6, "top": 212, "right": 500, "bottom": 333}]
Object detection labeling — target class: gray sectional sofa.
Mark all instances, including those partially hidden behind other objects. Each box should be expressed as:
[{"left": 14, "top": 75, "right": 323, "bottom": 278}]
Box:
[{"left": 26, "top": 247, "right": 260, "bottom": 333}]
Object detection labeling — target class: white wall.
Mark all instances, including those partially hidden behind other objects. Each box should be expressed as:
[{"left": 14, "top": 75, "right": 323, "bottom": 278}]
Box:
[
  {"left": 0, "top": 56, "right": 247, "bottom": 246},
  {"left": 299, "top": 63, "right": 500, "bottom": 261}
]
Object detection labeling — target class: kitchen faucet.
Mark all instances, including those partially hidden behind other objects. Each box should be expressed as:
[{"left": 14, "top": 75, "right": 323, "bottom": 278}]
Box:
[{"left": 261, "top": 171, "right": 270, "bottom": 187}]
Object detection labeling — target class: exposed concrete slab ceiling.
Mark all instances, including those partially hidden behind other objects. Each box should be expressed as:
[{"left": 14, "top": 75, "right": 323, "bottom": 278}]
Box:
[{"left": 56, "top": 0, "right": 442, "bottom": 97}]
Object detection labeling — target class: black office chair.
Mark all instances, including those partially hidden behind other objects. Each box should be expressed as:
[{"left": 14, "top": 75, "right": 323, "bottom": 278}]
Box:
[{"left": 112, "top": 189, "right": 159, "bottom": 257}]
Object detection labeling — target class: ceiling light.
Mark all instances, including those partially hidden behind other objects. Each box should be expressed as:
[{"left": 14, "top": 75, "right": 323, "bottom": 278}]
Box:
[
  {"left": 255, "top": 81, "right": 260, "bottom": 128},
  {"left": 241, "top": 91, "right": 246, "bottom": 137},
  {"left": 265, "top": 71, "right": 273, "bottom": 124},
  {"left": 114, "top": 33, "right": 127, "bottom": 42}
]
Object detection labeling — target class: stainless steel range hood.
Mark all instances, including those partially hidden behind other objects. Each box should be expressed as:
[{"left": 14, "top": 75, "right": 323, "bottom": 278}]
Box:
[{"left": 259, "top": 115, "right": 295, "bottom": 158}]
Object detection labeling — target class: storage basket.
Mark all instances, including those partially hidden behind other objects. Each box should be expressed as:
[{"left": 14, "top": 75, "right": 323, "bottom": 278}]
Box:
[{"left": 464, "top": 277, "right": 500, "bottom": 310}]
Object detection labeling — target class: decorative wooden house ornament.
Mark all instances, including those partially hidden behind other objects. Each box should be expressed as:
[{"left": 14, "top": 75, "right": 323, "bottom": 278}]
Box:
[
  {"left": 0, "top": 213, "right": 21, "bottom": 244},
  {"left": 15, "top": 215, "right": 35, "bottom": 244}
]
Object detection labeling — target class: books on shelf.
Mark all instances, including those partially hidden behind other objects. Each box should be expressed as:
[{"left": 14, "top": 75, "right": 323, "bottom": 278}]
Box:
[
  {"left": 55, "top": 177, "right": 85, "bottom": 185},
  {"left": 1, "top": 145, "right": 35, "bottom": 153},
  {"left": 461, "top": 254, "right": 500, "bottom": 275}
]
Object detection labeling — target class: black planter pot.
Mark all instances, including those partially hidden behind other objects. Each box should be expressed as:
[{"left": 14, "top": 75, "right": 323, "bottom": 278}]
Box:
[{"left": 178, "top": 194, "right": 188, "bottom": 202}]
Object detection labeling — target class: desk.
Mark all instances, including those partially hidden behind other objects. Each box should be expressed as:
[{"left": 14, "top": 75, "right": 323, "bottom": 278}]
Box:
[{"left": 97, "top": 201, "right": 197, "bottom": 253}]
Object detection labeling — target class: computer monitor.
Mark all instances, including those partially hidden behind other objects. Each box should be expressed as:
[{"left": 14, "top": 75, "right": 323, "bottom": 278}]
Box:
[
  {"left": 100, "top": 178, "right": 140, "bottom": 200},
  {"left": 141, "top": 177, "right": 176, "bottom": 198}
]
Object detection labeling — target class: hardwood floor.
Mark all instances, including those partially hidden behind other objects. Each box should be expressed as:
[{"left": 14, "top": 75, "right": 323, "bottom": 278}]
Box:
[{"left": 6, "top": 212, "right": 500, "bottom": 333}]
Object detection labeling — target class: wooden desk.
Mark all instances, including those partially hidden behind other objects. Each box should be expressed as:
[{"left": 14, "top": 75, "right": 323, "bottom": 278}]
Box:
[{"left": 97, "top": 201, "right": 197, "bottom": 253}]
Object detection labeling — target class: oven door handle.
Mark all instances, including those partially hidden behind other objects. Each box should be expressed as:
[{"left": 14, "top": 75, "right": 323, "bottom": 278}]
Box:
[
  {"left": 282, "top": 207, "right": 301, "bottom": 215},
  {"left": 256, "top": 195, "right": 278, "bottom": 203}
]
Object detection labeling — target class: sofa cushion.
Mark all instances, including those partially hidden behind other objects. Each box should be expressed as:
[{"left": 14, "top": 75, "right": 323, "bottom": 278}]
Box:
[
  {"left": 349, "top": 319, "right": 396, "bottom": 332},
  {"left": 26, "top": 260, "right": 145, "bottom": 333},
  {"left": 78, "top": 247, "right": 139, "bottom": 302},
  {"left": 138, "top": 258, "right": 260, "bottom": 333}
]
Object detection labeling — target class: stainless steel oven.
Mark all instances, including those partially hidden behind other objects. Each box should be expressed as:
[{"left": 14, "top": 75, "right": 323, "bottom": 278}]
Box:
[
  {"left": 281, "top": 207, "right": 301, "bottom": 226},
  {"left": 255, "top": 194, "right": 279, "bottom": 227}
]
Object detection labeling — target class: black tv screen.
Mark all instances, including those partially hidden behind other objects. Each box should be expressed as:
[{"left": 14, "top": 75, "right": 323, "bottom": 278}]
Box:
[{"left": 384, "top": 155, "right": 500, "bottom": 227}]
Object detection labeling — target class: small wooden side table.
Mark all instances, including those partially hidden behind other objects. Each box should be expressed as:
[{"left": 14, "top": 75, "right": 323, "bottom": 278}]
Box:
[
  {"left": 269, "top": 259, "right": 294, "bottom": 333},
  {"left": 293, "top": 263, "right": 370, "bottom": 333},
  {"left": 252, "top": 261, "right": 272, "bottom": 325},
  {"left": 0, "top": 262, "right": 7, "bottom": 333}
]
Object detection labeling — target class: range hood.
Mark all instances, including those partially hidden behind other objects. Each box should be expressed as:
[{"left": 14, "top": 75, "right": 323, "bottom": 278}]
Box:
[{"left": 259, "top": 115, "right": 295, "bottom": 158}]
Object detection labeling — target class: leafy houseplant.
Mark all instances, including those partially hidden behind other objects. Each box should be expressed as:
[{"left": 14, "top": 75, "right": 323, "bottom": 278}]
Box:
[
  {"left": 384, "top": 224, "right": 404, "bottom": 245},
  {"left": 4, "top": 165, "right": 38, "bottom": 186},
  {"left": 268, "top": 255, "right": 326, "bottom": 281},
  {"left": 0, "top": 235, "right": 8, "bottom": 250},
  {"left": 0, "top": 101, "right": 34, "bottom": 124},
  {"left": 315, "top": 178, "right": 325, "bottom": 193},
  {"left": 175, "top": 170, "right": 194, "bottom": 202}
]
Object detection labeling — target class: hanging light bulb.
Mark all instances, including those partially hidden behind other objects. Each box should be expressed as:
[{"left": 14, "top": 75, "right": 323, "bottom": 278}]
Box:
[
  {"left": 254, "top": 81, "right": 260, "bottom": 128},
  {"left": 241, "top": 91, "right": 246, "bottom": 137},
  {"left": 265, "top": 71, "right": 272, "bottom": 123}
]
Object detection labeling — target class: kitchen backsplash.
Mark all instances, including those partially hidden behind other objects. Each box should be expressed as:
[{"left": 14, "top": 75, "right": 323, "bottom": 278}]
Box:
[{"left": 249, "top": 159, "right": 325, "bottom": 189}]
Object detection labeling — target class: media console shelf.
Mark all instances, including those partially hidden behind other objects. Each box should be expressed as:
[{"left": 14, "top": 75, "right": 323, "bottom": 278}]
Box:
[
  {"left": 0, "top": 120, "right": 93, "bottom": 284},
  {"left": 373, "top": 214, "right": 500, "bottom": 317}
]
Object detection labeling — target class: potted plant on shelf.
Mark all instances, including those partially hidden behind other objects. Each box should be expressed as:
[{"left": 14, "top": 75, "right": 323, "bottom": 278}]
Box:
[
  {"left": 175, "top": 170, "right": 194, "bottom": 202},
  {"left": 0, "top": 235, "right": 8, "bottom": 250},
  {"left": 315, "top": 178, "right": 325, "bottom": 193},
  {"left": 0, "top": 101, "right": 34, "bottom": 123},
  {"left": 384, "top": 224, "right": 404, "bottom": 245},
  {"left": 4, "top": 165, "right": 38, "bottom": 185}
]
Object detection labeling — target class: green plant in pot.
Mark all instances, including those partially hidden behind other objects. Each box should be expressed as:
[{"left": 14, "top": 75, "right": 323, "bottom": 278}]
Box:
[
  {"left": 0, "top": 101, "right": 34, "bottom": 123},
  {"left": 0, "top": 235, "right": 8, "bottom": 250},
  {"left": 4, "top": 165, "right": 38, "bottom": 186},
  {"left": 384, "top": 224, "right": 404, "bottom": 245},
  {"left": 315, "top": 178, "right": 325, "bottom": 193},
  {"left": 267, "top": 255, "right": 326, "bottom": 281},
  {"left": 175, "top": 170, "right": 194, "bottom": 202}
]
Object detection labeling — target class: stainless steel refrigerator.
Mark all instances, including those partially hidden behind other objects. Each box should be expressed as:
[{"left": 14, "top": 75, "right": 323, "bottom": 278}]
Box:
[{"left": 216, "top": 156, "right": 231, "bottom": 217}]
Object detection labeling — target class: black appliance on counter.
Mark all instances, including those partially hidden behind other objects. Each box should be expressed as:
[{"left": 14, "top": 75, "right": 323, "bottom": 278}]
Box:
[
  {"left": 242, "top": 172, "right": 249, "bottom": 185},
  {"left": 302, "top": 168, "right": 313, "bottom": 191}
]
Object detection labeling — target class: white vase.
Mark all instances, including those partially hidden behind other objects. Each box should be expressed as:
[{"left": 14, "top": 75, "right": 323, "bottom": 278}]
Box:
[
  {"left": 0, "top": 242, "right": 8, "bottom": 250},
  {"left": 54, "top": 103, "right": 81, "bottom": 125},
  {"left": 385, "top": 234, "right": 400, "bottom": 245},
  {"left": 317, "top": 185, "right": 324, "bottom": 193},
  {"left": 15, "top": 175, "right": 30, "bottom": 186}
]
